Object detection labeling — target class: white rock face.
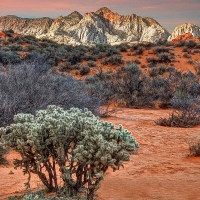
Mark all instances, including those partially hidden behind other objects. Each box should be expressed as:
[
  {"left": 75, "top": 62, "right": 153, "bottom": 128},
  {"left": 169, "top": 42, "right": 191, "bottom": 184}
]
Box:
[
  {"left": 168, "top": 23, "right": 200, "bottom": 41},
  {"left": 0, "top": 7, "right": 170, "bottom": 45},
  {"left": 66, "top": 8, "right": 169, "bottom": 44},
  {"left": 0, "top": 15, "right": 53, "bottom": 37}
]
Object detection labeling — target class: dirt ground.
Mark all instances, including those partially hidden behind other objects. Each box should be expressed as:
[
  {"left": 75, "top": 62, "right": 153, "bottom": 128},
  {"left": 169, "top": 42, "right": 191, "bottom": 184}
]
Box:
[{"left": 1, "top": 108, "right": 200, "bottom": 199}]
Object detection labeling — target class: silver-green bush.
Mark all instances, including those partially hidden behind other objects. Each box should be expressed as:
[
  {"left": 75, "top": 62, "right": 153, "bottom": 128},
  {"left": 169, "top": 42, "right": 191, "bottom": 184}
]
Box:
[{"left": 0, "top": 105, "right": 139, "bottom": 200}]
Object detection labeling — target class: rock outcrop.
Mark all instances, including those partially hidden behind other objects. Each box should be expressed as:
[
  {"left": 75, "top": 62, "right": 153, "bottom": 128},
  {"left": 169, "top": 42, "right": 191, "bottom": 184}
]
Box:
[
  {"left": 168, "top": 23, "right": 200, "bottom": 41},
  {"left": 66, "top": 7, "right": 169, "bottom": 44},
  {"left": 0, "top": 7, "right": 170, "bottom": 45},
  {"left": 171, "top": 32, "right": 200, "bottom": 43},
  {"left": 0, "top": 15, "right": 53, "bottom": 37}
]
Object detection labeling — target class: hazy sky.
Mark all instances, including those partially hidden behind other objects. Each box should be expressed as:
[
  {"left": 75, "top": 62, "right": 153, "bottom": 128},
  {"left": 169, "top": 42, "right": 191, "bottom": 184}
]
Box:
[{"left": 1, "top": 0, "right": 200, "bottom": 32}]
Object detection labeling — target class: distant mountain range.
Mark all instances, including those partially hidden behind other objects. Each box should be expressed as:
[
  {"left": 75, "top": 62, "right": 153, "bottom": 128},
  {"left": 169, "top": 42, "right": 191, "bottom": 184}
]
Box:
[{"left": 0, "top": 7, "right": 199, "bottom": 45}]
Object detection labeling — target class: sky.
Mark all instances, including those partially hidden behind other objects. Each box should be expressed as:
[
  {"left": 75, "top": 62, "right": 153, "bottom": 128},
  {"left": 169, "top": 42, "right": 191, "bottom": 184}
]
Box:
[{"left": 0, "top": 0, "right": 200, "bottom": 33}]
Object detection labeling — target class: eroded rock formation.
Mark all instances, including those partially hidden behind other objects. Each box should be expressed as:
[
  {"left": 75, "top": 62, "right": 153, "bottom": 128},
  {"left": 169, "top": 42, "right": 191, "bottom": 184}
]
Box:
[
  {"left": 168, "top": 23, "right": 200, "bottom": 41},
  {"left": 0, "top": 7, "right": 170, "bottom": 45}
]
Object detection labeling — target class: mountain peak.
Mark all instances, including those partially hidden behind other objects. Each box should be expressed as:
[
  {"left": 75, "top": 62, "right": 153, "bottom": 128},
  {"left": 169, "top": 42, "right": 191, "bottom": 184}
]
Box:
[
  {"left": 168, "top": 22, "right": 200, "bottom": 41},
  {"left": 96, "top": 7, "right": 113, "bottom": 14},
  {"left": 176, "top": 23, "right": 199, "bottom": 29},
  {"left": 68, "top": 11, "right": 82, "bottom": 18}
]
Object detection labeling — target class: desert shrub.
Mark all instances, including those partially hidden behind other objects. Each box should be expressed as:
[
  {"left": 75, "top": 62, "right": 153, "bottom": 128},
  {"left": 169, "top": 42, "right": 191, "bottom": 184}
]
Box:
[
  {"left": 0, "top": 62, "right": 99, "bottom": 126},
  {"left": 158, "top": 53, "right": 171, "bottom": 63},
  {"left": 153, "top": 46, "right": 170, "bottom": 54},
  {"left": 193, "top": 49, "right": 200, "bottom": 53},
  {"left": 3, "top": 40, "right": 10, "bottom": 45},
  {"left": 130, "top": 45, "right": 138, "bottom": 51},
  {"left": 175, "top": 40, "right": 185, "bottom": 47},
  {"left": 193, "top": 60, "right": 200, "bottom": 75},
  {"left": 90, "top": 44, "right": 106, "bottom": 55},
  {"left": 89, "top": 47, "right": 100, "bottom": 56},
  {"left": 0, "top": 106, "right": 139, "bottom": 199},
  {"left": 80, "top": 65, "right": 90, "bottom": 75},
  {"left": 166, "top": 42, "right": 174, "bottom": 46},
  {"left": 67, "top": 51, "right": 82, "bottom": 65},
  {"left": 133, "top": 47, "right": 143, "bottom": 55},
  {"left": 87, "top": 61, "right": 96, "bottom": 67},
  {"left": 183, "top": 53, "right": 191, "bottom": 58},
  {"left": 185, "top": 40, "right": 197, "bottom": 48},
  {"left": 15, "top": 36, "right": 24, "bottom": 43},
  {"left": 148, "top": 67, "right": 159, "bottom": 78},
  {"left": 24, "top": 35, "right": 38, "bottom": 42},
  {"left": 25, "top": 52, "right": 51, "bottom": 72},
  {"left": 10, "top": 44, "right": 23, "bottom": 51},
  {"left": 87, "top": 59, "right": 200, "bottom": 110},
  {"left": 82, "top": 54, "right": 97, "bottom": 61},
  {"left": 103, "top": 55, "right": 123, "bottom": 65},
  {"left": 143, "top": 42, "right": 152, "bottom": 48},
  {"left": 2, "top": 46, "right": 11, "bottom": 51},
  {"left": 114, "top": 64, "right": 154, "bottom": 107},
  {"left": 141, "top": 64, "right": 147, "bottom": 68},
  {"left": 156, "top": 93, "right": 200, "bottom": 127},
  {"left": 59, "top": 62, "right": 72, "bottom": 72},
  {"left": 46, "top": 58, "right": 55, "bottom": 66},
  {"left": 4, "top": 32, "right": 12, "bottom": 38},
  {"left": 188, "top": 59, "right": 193, "bottom": 65},
  {"left": 0, "top": 145, "right": 7, "bottom": 165},
  {"left": 4, "top": 29, "right": 14, "bottom": 36},
  {"left": 0, "top": 50, "right": 21, "bottom": 65},
  {"left": 25, "top": 52, "right": 54, "bottom": 72},
  {"left": 105, "top": 46, "right": 119, "bottom": 56},
  {"left": 189, "top": 82, "right": 200, "bottom": 97},
  {"left": 155, "top": 39, "right": 167, "bottom": 46},
  {"left": 58, "top": 64, "right": 67, "bottom": 72},
  {"left": 188, "top": 137, "right": 200, "bottom": 156},
  {"left": 158, "top": 65, "right": 168, "bottom": 74},
  {"left": 117, "top": 44, "right": 128, "bottom": 52},
  {"left": 96, "top": 53, "right": 103, "bottom": 59},
  {"left": 156, "top": 109, "right": 200, "bottom": 127},
  {"left": 27, "top": 45, "right": 37, "bottom": 51},
  {"left": 40, "top": 42, "right": 50, "bottom": 48},
  {"left": 196, "top": 43, "right": 200, "bottom": 49},
  {"left": 151, "top": 76, "right": 172, "bottom": 106},
  {"left": 72, "top": 63, "right": 82, "bottom": 70},
  {"left": 146, "top": 56, "right": 157, "bottom": 63},
  {"left": 85, "top": 69, "right": 117, "bottom": 117},
  {"left": 7, "top": 37, "right": 15, "bottom": 43},
  {"left": 148, "top": 62, "right": 157, "bottom": 68},
  {"left": 182, "top": 47, "right": 189, "bottom": 52},
  {"left": 133, "top": 59, "right": 141, "bottom": 64},
  {"left": 170, "top": 52, "right": 175, "bottom": 56}
]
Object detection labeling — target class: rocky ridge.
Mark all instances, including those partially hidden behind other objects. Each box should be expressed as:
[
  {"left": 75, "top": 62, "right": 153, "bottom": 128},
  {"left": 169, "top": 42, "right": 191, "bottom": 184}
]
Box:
[
  {"left": 0, "top": 15, "right": 53, "bottom": 37},
  {"left": 168, "top": 23, "right": 200, "bottom": 41},
  {"left": 0, "top": 7, "right": 170, "bottom": 45}
]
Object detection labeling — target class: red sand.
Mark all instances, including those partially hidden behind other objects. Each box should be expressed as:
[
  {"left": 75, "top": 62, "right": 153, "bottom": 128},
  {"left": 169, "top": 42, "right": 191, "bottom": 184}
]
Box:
[{"left": 1, "top": 108, "right": 200, "bottom": 199}]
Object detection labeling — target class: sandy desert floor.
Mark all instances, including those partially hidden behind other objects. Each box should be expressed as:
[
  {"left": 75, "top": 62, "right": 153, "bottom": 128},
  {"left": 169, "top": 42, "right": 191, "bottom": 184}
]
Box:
[{"left": 1, "top": 108, "right": 200, "bottom": 200}]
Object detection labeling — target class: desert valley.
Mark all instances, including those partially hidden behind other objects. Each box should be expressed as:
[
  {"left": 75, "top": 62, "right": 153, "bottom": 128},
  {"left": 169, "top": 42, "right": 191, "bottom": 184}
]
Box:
[{"left": 0, "top": 5, "right": 200, "bottom": 200}]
